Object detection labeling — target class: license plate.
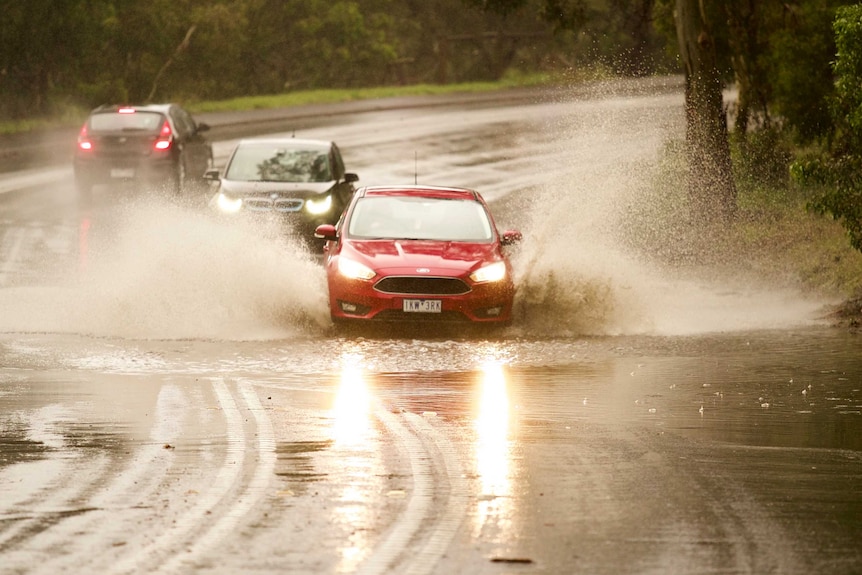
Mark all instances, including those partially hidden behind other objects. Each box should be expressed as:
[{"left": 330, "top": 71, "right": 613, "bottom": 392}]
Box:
[
  {"left": 110, "top": 168, "right": 135, "bottom": 179},
  {"left": 403, "top": 299, "right": 442, "bottom": 313}
]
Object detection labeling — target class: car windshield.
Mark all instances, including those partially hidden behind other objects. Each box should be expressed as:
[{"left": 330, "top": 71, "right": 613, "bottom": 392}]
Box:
[
  {"left": 225, "top": 142, "right": 332, "bottom": 183},
  {"left": 348, "top": 196, "right": 493, "bottom": 241},
  {"left": 88, "top": 111, "right": 164, "bottom": 132}
]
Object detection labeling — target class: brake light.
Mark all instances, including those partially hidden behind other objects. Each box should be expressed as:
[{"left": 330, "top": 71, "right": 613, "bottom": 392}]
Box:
[
  {"left": 154, "top": 120, "right": 173, "bottom": 151},
  {"left": 118, "top": 107, "right": 136, "bottom": 114},
  {"left": 77, "top": 124, "right": 93, "bottom": 151}
]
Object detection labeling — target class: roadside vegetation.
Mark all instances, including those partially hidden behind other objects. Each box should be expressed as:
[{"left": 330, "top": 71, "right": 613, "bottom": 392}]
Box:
[
  {"left": 188, "top": 71, "right": 580, "bottom": 114},
  {"left": 0, "top": 71, "right": 570, "bottom": 135}
]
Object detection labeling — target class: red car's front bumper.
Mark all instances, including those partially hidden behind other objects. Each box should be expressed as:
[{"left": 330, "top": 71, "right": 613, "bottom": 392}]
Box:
[{"left": 327, "top": 273, "right": 515, "bottom": 324}]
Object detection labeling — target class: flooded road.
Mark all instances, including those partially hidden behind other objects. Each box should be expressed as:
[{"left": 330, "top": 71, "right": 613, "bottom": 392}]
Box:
[{"left": 1, "top": 78, "right": 860, "bottom": 574}]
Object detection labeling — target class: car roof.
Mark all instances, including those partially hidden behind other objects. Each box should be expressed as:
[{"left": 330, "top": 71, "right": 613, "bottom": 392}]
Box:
[
  {"left": 91, "top": 103, "right": 174, "bottom": 114},
  {"left": 358, "top": 185, "right": 481, "bottom": 201},
  {"left": 236, "top": 137, "right": 334, "bottom": 149}
]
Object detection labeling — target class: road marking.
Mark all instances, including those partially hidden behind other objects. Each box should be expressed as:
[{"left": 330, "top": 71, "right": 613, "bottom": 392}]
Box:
[
  {"left": 0, "top": 227, "right": 27, "bottom": 287},
  {"left": 0, "top": 167, "right": 71, "bottom": 196}
]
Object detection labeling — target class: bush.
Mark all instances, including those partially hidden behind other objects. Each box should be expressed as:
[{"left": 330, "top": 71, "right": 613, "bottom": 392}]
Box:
[{"left": 802, "top": 5, "right": 862, "bottom": 255}]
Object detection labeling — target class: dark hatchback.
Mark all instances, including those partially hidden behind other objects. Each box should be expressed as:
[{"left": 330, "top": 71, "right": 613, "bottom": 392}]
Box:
[
  {"left": 207, "top": 137, "right": 359, "bottom": 238},
  {"left": 73, "top": 104, "right": 213, "bottom": 198}
]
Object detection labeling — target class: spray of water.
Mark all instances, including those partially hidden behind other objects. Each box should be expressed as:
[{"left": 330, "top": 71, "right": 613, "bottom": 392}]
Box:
[
  {"left": 0, "top": 197, "right": 331, "bottom": 340},
  {"left": 0, "top": 86, "right": 834, "bottom": 341},
  {"left": 507, "top": 88, "right": 829, "bottom": 337}
]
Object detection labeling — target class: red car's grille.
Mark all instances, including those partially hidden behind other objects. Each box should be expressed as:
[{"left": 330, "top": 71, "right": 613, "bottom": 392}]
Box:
[{"left": 374, "top": 276, "right": 470, "bottom": 295}]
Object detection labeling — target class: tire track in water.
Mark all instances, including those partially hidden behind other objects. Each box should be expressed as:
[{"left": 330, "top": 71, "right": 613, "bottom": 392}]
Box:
[
  {"left": 0, "top": 379, "right": 277, "bottom": 575},
  {"left": 0, "top": 454, "right": 112, "bottom": 556},
  {"left": 156, "top": 380, "right": 276, "bottom": 574},
  {"left": 401, "top": 412, "right": 470, "bottom": 575},
  {"left": 0, "top": 402, "right": 113, "bottom": 561},
  {"left": 11, "top": 384, "right": 189, "bottom": 575},
  {"left": 107, "top": 378, "right": 275, "bottom": 575},
  {"left": 357, "top": 407, "right": 469, "bottom": 575}
]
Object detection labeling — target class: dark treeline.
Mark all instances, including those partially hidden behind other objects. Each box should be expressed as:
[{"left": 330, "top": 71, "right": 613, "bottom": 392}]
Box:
[{"left": 0, "top": 0, "right": 673, "bottom": 120}]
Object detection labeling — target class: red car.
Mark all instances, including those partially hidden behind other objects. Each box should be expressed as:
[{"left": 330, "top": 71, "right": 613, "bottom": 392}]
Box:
[{"left": 314, "top": 185, "right": 521, "bottom": 326}]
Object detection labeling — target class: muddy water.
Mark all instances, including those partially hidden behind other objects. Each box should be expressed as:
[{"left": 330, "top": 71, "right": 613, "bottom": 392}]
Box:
[{"left": 3, "top": 324, "right": 858, "bottom": 452}]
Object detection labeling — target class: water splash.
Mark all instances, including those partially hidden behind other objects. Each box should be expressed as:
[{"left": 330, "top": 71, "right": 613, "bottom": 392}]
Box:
[
  {"left": 505, "top": 87, "right": 829, "bottom": 337},
  {"left": 0, "top": 198, "right": 330, "bottom": 340}
]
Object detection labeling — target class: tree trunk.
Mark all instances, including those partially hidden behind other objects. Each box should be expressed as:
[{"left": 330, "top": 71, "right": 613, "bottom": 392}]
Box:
[
  {"left": 675, "top": 0, "right": 737, "bottom": 222},
  {"left": 725, "top": 0, "right": 771, "bottom": 138},
  {"left": 146, "top": 25, "right": 197, "bottom": 103}
]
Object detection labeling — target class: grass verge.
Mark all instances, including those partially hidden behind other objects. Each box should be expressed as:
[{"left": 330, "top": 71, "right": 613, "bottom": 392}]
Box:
[
  {"left": 0, "top": 71, "right": 573, "bottom": 135},
  {"left": 188, "top": 72, "right": 565, "bottom": 114}
]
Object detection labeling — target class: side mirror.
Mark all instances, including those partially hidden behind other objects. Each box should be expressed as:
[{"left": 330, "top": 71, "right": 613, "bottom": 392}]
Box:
[
  {"left": 344, "top": 173, "right": 359, "bottom": 183},
  {"left": 197, "top": 122, "right": 211, "bottom": 133},
  {"left": 501, "top": 230, "right": 522, "bottom": 246},
  {"left": 315, "top": 224, "right": 338, "bottom": 241},
  {"left": 204, "top": 168, "right": 220, "bottom": 181}
]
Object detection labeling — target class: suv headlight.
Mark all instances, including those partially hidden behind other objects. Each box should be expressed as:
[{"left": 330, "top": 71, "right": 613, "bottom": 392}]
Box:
[
  {"left": 306, "top": 194, "right": 332, "bottom": 215},
  {"left": 216, "top": 193, "right": 242, "bottom": 213}
]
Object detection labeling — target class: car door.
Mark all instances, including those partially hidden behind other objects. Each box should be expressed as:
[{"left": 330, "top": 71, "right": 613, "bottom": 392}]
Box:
[
  {"left": 330, "top": 143, "right": 356, "bottom": 211},
  {"left": 171, "top": 106, "right": 212, "bottom": 179}
]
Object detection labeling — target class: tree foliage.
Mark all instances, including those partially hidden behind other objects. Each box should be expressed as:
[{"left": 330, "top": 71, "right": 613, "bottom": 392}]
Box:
[
  {"left": 802, "top": 4, "right": 862, "bottom": 252},
  {"left": 0, "top": 0, "right": 679, "bottom": 118},
  {"left": 766, "top": 2, "right": 844, "bottom": 144},
  {"left": 0, "top": 0, "right": 569, "bottom": 117}
]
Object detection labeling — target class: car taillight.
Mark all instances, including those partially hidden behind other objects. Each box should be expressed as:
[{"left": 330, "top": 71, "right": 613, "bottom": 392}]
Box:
[
  {"left": 154, "top": 120, "right": 173, "bottom": 151},
  {"left": 77, "top": 125, "right": 93, "bottom": 151}
]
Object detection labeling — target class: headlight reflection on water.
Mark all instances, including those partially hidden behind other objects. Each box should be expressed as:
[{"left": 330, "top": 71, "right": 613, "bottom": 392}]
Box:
[
  {"left": 474, "top": 360, "right": 514, "bottom": 534},
  {"left": 331, "top": 358, "right": 372, "bottom": 446},
  {"left": 331, "top": 353, "right": 375, "bottom": 573}
]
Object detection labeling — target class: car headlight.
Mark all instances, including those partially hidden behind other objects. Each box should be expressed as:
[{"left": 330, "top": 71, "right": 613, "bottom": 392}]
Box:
[
  {"left": 337, "top": 257, "right": 376, "bottom": 280},
  {"left": 216, "top": 193, "right": 243, "bottom": 213},
  {"left": 306, "top": 194, "right": 333, "bottom": 215},
  {"left": 470, "top": 261, "right": 507, "bottom": 283}
]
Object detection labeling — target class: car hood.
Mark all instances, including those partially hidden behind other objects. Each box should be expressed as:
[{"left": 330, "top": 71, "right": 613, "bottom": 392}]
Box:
[
  {"left": 218, "top": 179, "right": 335, "bottom": 198},
  {"left": 345, "top": 239, "right": 501, "bottom": 276}
]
